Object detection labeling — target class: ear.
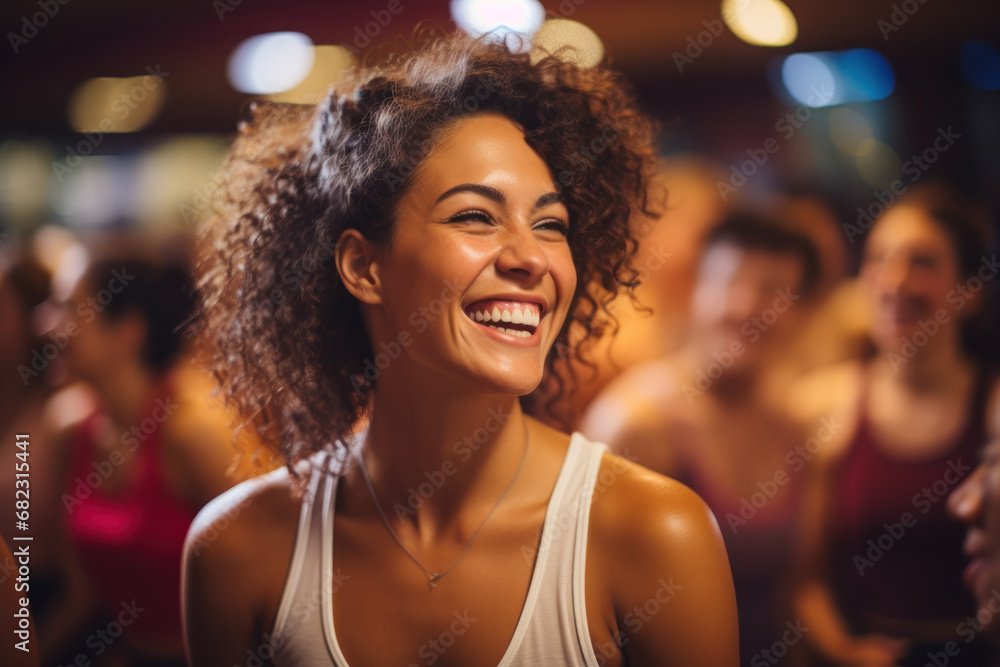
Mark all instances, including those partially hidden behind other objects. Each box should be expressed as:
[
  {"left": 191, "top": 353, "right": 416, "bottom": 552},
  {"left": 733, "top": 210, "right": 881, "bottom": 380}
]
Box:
[{"left": 334, "top": 228, "right": 383, "bottom": 305}]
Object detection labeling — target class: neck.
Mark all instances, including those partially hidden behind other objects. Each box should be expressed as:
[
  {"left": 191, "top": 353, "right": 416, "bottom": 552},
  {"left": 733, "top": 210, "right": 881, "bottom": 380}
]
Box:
[
  {"left": 883, "top": 327, "right": 972, "bottom": 392},
  {"left": 355, "top": 360, "right": 531, "bottom": 535},
  {"left": 686, "top": 342, "right": 761, "bottom": 406},
  {"left": 93, "top": 363, "right": 160, "bottom": 427}
]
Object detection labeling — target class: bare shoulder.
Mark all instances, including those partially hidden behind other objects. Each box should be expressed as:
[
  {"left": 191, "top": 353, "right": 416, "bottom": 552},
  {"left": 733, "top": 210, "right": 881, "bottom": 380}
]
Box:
[
  {"left": 586, "top": 448, "right": 739, "bottom": 664},
  {"left": 185, "top": 462, "right": 301, "bottom": 560},
  {"left": 183, "top": 460, "right": 308, "bottom": 662},
  {"left": 589, "top": 450, "right": 722, "bottom": 564}
]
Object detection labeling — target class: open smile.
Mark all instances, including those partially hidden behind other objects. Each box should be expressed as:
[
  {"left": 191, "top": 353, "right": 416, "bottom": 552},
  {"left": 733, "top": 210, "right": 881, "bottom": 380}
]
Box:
[{"left": 463, "top": 299, "right": 543, "bottom": 339}]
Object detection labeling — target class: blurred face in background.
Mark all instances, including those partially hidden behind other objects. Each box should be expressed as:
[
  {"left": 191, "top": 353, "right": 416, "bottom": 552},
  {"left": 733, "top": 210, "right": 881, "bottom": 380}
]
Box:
[
  {"left": 861, "top": 205, "right": 964, "bottom": 356},
  {"left": 49, "top": 255, "right": 144, "bottom": 386},
  {"left": 950, "top": 389, "right": 1000, "bottom": 638},
  {"left": 690, "top": 241, "right": 805, "bottom": 375}
]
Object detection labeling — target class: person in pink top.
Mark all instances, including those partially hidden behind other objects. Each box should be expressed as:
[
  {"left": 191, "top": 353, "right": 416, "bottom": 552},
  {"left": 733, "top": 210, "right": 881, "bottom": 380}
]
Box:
[{"left": 52, "top": 246, "right": 241, "bottom": 666}]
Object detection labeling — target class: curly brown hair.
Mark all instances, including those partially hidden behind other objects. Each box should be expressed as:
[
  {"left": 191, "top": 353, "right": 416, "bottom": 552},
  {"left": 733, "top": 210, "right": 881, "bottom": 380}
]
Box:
[{"left": 195, "top": 30, "right": 659, "bottom": 479}]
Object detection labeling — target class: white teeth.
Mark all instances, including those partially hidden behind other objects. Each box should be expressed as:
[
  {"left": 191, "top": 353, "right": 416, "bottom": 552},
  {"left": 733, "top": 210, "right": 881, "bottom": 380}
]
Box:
[{"left": 466, "top": 303, "right": 542, "bottom": 332}]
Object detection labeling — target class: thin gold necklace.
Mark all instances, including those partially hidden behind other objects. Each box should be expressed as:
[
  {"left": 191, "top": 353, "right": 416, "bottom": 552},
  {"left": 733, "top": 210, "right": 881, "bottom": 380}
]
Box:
[{"left": 354, "top": 426, "right": 529, "bottom": 588}]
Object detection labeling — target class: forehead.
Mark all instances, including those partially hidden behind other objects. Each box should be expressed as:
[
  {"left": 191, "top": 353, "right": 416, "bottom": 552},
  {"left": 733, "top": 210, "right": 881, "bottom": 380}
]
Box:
[
  {"left": 406, "top": 113, "right": 558, "bottom": 202},
  {"left": 868, "top": 205, "right": 952, "bottom": 251},
  {"left": 699, "top": 241, "right": 804, "bottom": 284}
]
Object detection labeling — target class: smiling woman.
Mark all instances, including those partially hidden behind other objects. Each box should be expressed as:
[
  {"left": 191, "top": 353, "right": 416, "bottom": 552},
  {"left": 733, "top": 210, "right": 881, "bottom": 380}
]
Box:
[{"left": 184, "top": 30, "right": 738, "bottom": 666}]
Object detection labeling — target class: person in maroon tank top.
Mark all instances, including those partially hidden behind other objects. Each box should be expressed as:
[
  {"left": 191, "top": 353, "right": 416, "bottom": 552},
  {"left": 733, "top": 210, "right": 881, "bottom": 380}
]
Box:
[{"left": 790, "top": 183, "right": 997, "bottom": 666}]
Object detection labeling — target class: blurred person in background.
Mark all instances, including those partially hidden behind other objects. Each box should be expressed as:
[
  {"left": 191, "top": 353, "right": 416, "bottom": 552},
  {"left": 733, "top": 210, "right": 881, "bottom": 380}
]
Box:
[
  {"left": 43, "top": 239, "right": 249, "bottom": 666},
  {"left": 529, "top": 155, "right": 728, "bottom": 428},
  {"left": 0, "top": 244, "right": 70, "bottom": 654},
  {"left": 791, "top": 183, "right": 997, "bottom": 666},
  {"left": 949, "top": 380, "right": 1000, "bottom": 649},
  {"left": 758, "top": 193, "right": 873, "bottom": 407},
  {"left": 580, "top": 210, "right": 822, "bottom": 665}
]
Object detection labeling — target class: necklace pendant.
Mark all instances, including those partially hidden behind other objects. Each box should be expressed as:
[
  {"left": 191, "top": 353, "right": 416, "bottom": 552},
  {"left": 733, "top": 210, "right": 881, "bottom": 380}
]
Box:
[{"left": 428, "top": 573, "right": 441, "bottom": 588}]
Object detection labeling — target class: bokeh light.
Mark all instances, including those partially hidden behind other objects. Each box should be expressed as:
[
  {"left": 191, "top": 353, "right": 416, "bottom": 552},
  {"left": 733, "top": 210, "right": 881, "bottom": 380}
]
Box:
[
  {"left": 829, "top": 107, "right": 876, "bottom": 157},
  {"left": 227, "top": 32, "right": 315, "bottom": 95},
  {"left": 68, "top": 75, "right": 167, "bottom": 133},
  {"left": 722, "top": 0, "right": 798, "bottom": 47},
  {"left": 451, "top": 0, "right": 545, "bottom": 46},
  {"left": 268, "top": 45, "right": 358, "bottom": 104},
  {"left": 855, "top": 139, "right": 902, "bottom": 189},
  {"left": 781, "top": 53, "right": 837, "bottom": 107},
  {"left": 780, "top": 49, "right": 894, "bottom": 107},
  {"left": 530, "top": 19, "right": 604, "bottom": 68}
]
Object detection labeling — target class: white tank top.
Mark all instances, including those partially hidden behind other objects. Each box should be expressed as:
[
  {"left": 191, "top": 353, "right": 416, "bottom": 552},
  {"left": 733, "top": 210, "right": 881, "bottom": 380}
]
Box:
[{"left": 269, "top": 431, "right": 608, "bottom": 666}]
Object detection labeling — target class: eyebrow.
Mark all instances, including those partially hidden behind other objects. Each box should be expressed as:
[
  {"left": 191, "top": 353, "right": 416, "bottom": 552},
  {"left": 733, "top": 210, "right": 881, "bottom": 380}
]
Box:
[{"left": 435, "top": 183, "right": 564, "bottom": 211}]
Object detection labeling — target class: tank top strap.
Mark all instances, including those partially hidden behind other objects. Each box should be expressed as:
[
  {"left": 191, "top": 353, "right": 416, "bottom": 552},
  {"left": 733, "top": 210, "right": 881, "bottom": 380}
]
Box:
[
  {"left": 271, "top": 450, "right": 334, "bottom": 651},
  {"left": 504, "top": 432, "right": 606, "bottom": 667}
]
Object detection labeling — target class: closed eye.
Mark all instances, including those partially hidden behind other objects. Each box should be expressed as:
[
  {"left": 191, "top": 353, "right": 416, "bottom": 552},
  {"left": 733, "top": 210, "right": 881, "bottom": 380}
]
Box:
[
  {"left": 535, "top": 219, "right": 570, "bottom": 236},
  {"left": 447, "top": 209, "right": 493, "bottom": 225}
]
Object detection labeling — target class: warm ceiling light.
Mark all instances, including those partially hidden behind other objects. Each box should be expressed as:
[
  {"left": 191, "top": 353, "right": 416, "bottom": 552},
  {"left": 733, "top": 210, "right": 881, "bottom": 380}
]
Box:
[{"left": 722, "top": 0, "right": 798, "bottom": 47}]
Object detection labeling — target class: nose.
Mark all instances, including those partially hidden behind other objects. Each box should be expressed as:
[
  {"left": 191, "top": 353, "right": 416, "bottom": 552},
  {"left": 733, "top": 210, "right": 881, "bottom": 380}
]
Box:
[
  {"left": 719, "top": 283, "right": 763, "bottom": 326},
  {"left": 948, "top": 464, "right": 986, "bottom": 525},
  {"left": 872, "top": 254, "right": 910, "bottom": 294},
  {"left": 495, "top": 223, "right": 550, "bottom": 281}
]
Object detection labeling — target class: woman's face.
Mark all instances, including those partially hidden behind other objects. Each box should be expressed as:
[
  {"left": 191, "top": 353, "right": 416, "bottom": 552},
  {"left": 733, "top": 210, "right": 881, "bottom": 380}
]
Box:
[
  {"left": 363, "top": 113, "right": 577, "bottom": 396},
  {"left": 861, "top": 205, "right": 962, "bottom": 354},
  {"left": 949, "top": 390, "right": 1000, "bottom": 636}
]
